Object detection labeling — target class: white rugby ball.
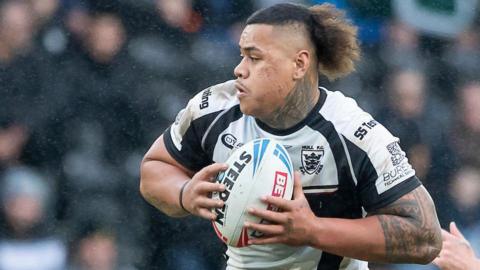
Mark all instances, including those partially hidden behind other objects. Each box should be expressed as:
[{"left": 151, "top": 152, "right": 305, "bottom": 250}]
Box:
[{"left": 211, "top": 138, "right": 294, "bottom": 247}]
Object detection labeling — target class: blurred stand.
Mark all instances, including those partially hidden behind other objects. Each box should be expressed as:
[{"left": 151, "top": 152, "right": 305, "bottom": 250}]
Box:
[
  {"left": 68, "top": 221, "right": 136, "bottom": 270},
  {"left": 0, "top": 166, "right": 67, "bottom": 270}
]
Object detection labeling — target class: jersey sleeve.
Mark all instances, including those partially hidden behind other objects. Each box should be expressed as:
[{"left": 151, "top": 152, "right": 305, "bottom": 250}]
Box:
[
  {"left": 162, "top": 80, "right": 237, "bottom": 172},
  {"left": 343, "top": 114, "right": 421, "bottom": 212},
  {"left": 163, "top": 88, "right": 219, "bottom": 172},
  {"left": 324, "top": 91, "right": 421, "bottom": 212}
]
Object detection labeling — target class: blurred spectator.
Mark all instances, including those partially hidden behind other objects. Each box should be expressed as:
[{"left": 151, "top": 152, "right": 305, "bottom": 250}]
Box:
[
  {"left": 189, "top": 0, "right": 254, "bottom": 86},
  {"left": 444, "top": 28, "right": 480, "bottom": 83},
  {"left": 68, "top": 222, "right": 135, "bottom": 270},
  {"left": 0, "top": 0, "right": 36, "bottom": 169},
  {"left": 446, "top": 166, "right": 480, "bottom": 229},
  {"left": 0, "top": 0, "right": 61, "bottom": 170},
  {"left": 450, "top": 82, "right": 480, "bottom": 167},
  {"left": 54, "top": 10, "right": 152, "bottom": 266},
  {"left": 393, "top": 0, "right": 479, "bottom": 38},
  {"left": 28, "top": 0, "right": 68, "bottom": 56},
  {"left": 0, "top": 166, "right": 66, "bottom": 270},
  {"left": 124, "top": 0, "right": 199, "bottom": 79},
  {"left": 379, "top": 21, "right": 424, "bottom": 72}
]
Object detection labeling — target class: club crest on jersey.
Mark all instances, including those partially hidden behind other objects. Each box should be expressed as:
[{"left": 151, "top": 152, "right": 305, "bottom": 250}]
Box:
[{"left": 300, "top": 145, "right": 324, "bottom": 175}]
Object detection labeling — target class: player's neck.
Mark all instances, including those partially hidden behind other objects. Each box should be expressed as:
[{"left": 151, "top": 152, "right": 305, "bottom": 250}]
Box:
[{"left": 259, "top": 77, "right": 319, "bottom": 130}]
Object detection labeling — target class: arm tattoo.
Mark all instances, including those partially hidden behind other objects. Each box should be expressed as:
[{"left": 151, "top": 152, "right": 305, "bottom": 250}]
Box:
[{"left": 371, "top": 186, "right": 442, "bottom": 263}]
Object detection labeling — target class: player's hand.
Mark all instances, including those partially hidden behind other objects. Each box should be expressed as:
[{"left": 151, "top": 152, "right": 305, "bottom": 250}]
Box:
[
  {"left": 244, "top": 171, "right": 317, "bottom": 246},
  {"left": 432, "top": 222, "right": 480, "bottom": 270},
  {"left": 182, "top": 163, "right": 228, "bottom": 220}
]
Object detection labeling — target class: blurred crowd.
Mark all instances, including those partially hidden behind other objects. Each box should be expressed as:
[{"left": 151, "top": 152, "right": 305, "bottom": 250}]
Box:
[{"left": 0, "top": 0, "right": 479, "bottom": 269}]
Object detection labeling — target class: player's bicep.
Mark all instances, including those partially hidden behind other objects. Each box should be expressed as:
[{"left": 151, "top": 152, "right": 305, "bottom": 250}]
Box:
[
  {"left": 367, "top": 185, "right": 442, "bottom": 263},
  {"left": 143, "top": 134, "right": 194, "bottom": 177},
  {"left": 368, "top": 185, "right": 435, "bottom": 219}
]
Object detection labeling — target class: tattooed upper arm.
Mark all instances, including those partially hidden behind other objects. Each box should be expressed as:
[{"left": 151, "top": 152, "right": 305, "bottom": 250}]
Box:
[{"left": 369, "top": 185, "right": 442, "bottom": 264}]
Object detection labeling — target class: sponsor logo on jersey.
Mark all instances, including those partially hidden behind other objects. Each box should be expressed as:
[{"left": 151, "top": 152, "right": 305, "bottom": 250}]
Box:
[
  {"left": 214, "top": 151, "right": 252, "bottom": 226},
  {"left": 250, "top": 171, "right": 288, "bottom": 238},
  {"left": 300, "top": 145, "right": 324, "bottom": 175},
  {"left": 199, "top": 87, "right": 212, "bottom": 109},
  {"left": 354, "top": 119, "right": 378, "bottom": 140},
  {"left": 386, "top": 141, "right": 405, "bottom": 166},
  {"left": 377, "top": 163, "right": 414, "bottom": 194},
  {"left": 221, "top": 133, "right": 243, "bottom": 150}
]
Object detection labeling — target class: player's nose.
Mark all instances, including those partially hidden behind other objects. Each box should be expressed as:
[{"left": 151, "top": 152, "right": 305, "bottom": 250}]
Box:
[{"left": 234, "top": 58, "right": 248, "bottom": 79}]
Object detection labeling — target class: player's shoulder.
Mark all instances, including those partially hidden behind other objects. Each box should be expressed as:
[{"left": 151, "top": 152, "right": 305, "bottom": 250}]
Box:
[
  {"left": 187, "top": 80, "right": 238, "bottom": 119},
  {"left": 320, "top": 88, "right": 371, "bottom": 126},
  {"left": 320, "top": 88, "right": 395, "bottom": 149}
]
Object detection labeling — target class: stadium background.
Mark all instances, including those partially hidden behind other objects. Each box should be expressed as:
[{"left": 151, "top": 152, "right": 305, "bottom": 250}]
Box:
[{"left": 0, "top": 0, "right": 479, "bottom": 269}]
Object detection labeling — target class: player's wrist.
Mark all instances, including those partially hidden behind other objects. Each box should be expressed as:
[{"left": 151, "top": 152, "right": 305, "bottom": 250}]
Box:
[
  {"left": 307, "top": 217, "right": 325, "bottom": 249},
  {"left": 179, "top": 180, "right": 191, "bottom": 214}
]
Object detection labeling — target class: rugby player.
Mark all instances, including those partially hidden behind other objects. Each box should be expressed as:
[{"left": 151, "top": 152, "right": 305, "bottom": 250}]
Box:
[{"left": 140, "top": 3, "right": 442, "bottom": 269}]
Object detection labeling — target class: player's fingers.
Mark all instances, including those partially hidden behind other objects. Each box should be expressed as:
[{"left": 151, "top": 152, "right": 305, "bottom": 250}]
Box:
[
  {"left": 195, "top": 163, "right": 228, "bottom": 182},
  {"left": 441, "top": 229, "right": 455, "bottom": 241},
  {"left": 248, "top": 235, "right": 284, "bottom": 245},
  {"left": 248, "top": 207, "right": 287, "bottom": 224},
  {"left": 244, "top": 222, "right": 284, "bottom": 236},
  {"left": 449, "top": 221, "right": 466, "bottom": 240},
  {"left": 195, "top": 197, "right": 224, "bottom": 209},
  {"left": 197, "top": 208, "right": 217, "bottom": 220},
  {"left": 195, "top": 181, "right": 226, "bottom": 193},
  {"left": 431, "top": 257, "right": 444, "bottom": 267},
  {"left": 292, "top": 171, "right": 304, "bottom": 200},
  {"left": 261, "top": 195, "right": 292, "bottom": 211}
]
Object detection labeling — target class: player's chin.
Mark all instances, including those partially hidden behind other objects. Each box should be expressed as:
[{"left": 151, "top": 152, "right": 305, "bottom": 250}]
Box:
[{"left": 239, "top": 102, "right": 255, "bottom": 116}]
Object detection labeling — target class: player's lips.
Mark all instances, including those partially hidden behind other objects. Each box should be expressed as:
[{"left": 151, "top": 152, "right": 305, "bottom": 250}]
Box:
[{"left": 235, "top": 82, "right": 248, "bottom": 98}]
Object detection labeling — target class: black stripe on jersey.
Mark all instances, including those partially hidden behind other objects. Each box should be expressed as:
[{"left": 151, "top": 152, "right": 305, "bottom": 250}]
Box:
[
  {"left": 317, "top": 252, "right": 342, "bottom": 270},
  {"left": 303, "top": 185, "right": 339, "bottom": 190},
  {"left": 203, "top": 105, "right": 243, "bottom": 161},
  {"left": 307, "top": 115, "right": 363, "bottom": 219},
  {"left": 365, "top": 175, "right": 422, "bottom": 212},
  {"left": 163, "top": 110, "right": 223, "bottom": 172},
  {"left": 342, "top": 136, "right": 378, "bottom": 209}
]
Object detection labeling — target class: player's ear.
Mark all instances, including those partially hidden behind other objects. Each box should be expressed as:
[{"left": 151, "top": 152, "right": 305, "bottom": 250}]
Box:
[{"left": 293, "top": 49, "right": 311, "bottom": 80}]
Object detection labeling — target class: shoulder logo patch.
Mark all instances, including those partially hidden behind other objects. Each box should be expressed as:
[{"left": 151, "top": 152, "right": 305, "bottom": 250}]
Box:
[{"left": 386, "top": 142, "right": 405, "bottom": 166}]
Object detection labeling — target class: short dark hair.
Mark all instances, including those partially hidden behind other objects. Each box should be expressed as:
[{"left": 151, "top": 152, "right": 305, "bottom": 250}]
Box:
[
  {"left": 246, "top": 3, "right": 360, "bottom": 80},
  {"left": 246, "top": 3, "right": 312, "bottom": 26}
]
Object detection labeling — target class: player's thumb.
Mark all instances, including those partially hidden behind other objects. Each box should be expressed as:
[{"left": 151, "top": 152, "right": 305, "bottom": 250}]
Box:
[
  {"left": 292, "top": 171, "right": 304, "bottom": 199},
  {"left": 450, "top": 222, "right": 466, "bottom": 239}
]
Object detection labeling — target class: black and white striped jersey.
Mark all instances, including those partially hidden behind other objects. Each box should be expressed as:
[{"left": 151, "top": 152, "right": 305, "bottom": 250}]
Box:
[{"left": 163, "top": 80, "right": 421, "bottom": 270}]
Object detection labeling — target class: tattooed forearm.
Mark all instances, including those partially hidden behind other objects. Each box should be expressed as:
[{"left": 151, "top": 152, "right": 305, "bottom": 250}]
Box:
[{"left": 372, "top": 186, "right": 442, "bottom": 264}]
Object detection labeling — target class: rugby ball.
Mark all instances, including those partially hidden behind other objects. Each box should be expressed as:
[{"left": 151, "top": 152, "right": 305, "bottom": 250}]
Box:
[{"left": 211, "top": 138, "right": 294, "bottom": 247}]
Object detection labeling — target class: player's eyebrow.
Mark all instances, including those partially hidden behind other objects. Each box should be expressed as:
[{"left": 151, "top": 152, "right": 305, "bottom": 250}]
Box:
[{"left": 240, "top": 46, "right": 263, "bottom": 54}]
